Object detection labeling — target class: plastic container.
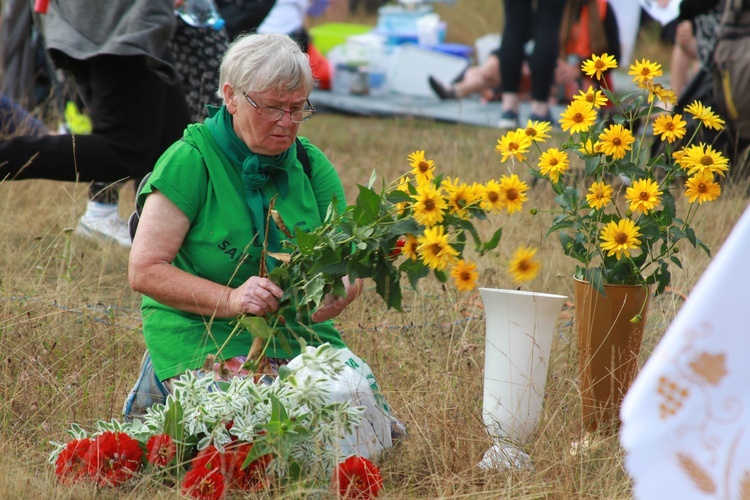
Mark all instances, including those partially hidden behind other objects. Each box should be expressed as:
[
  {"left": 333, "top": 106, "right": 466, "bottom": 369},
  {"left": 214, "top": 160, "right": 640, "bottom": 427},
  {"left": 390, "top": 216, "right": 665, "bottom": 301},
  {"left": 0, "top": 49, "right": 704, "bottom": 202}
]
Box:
[
  {"left": 175, "top": 0, "right": 225, "bottom": 30},
  {"left": 376, "top": 4, "right": 433, "bottom": 33},
  {"left": 309, "top": 23, "right": 373, "bottom": 55}
]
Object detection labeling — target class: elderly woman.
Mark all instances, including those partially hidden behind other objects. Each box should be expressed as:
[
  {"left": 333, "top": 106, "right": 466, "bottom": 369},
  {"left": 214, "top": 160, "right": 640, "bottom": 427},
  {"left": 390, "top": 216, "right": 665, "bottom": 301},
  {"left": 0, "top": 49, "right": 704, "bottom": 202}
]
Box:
[{"left": 123, "top": 35, "right": 395, "bottom": 450}]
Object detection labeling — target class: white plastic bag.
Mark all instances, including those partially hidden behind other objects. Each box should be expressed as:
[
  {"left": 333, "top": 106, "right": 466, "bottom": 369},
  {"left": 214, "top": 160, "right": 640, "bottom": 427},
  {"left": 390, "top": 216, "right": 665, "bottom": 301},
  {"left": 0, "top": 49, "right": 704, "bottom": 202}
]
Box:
[{"left": 286, "top": 347, "right": 393, "bottom": 459}]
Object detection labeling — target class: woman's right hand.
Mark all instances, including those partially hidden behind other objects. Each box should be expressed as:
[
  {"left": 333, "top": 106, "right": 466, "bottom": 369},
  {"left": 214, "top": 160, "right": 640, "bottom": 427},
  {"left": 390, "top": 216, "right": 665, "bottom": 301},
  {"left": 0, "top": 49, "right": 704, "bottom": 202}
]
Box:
[{"left": 228, "top": 277, "right": 284, "bottom": 317}]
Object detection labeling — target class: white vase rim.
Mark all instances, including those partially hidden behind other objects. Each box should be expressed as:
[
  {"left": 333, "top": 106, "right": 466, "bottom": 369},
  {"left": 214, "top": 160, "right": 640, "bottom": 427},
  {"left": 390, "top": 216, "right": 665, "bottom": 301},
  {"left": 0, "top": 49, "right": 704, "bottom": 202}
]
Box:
[{"left": 478, "top": 287, "right": 567, "bottom": 300}]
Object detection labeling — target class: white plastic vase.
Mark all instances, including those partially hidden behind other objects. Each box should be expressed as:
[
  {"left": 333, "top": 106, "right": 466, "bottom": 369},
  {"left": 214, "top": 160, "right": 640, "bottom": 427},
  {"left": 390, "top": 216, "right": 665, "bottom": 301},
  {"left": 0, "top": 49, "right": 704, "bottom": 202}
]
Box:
[{"left": 478, "top": 288, "right": 566, "bottom": 468}]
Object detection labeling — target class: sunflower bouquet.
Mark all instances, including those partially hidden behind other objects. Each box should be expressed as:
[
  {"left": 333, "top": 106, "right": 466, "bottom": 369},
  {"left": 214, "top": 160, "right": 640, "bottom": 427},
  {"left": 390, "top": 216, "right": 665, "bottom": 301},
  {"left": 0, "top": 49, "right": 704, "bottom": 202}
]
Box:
[
  {"left": 267, "top": 150, "right": 522, "bottom": 318},
  {"left": 495, "top": 53, "right": 729, "bottom": 296}
]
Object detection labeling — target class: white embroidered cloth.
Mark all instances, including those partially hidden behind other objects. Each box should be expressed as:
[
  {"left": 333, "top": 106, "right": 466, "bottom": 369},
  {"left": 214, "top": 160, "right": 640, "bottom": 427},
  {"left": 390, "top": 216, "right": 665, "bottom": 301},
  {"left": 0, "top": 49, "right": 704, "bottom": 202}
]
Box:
[{"left": 620, "top": 203, "right": 750, "bottom": 499}]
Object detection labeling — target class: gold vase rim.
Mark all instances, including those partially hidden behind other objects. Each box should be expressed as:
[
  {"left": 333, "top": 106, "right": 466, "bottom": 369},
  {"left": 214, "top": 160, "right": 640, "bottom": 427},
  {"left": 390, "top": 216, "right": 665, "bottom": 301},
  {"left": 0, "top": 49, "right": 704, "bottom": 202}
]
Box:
[{"left": 572, "top": 277, "right": 650, "bottom": 290}]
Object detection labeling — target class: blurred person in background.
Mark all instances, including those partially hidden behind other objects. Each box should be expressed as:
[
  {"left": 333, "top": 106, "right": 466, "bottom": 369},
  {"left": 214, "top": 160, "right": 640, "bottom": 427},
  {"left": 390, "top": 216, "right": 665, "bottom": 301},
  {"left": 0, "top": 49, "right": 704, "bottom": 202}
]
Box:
[
  {"left": 429, "top": 0, "right": 619, "bottom": 110},
  {"left": 0, "top": 0, "right": 191, "bottom": 247},
  {"left": 497, "top": 0, "right": 568, "bottom": 128}
]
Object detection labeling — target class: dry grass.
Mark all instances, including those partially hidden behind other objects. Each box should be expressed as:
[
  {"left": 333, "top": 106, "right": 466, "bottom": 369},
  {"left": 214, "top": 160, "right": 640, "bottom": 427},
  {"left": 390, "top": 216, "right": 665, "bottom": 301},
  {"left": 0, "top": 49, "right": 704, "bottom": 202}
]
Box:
[
  {"left": 2, "top": 113, "right": 747, "bottom": 498},
  {"left": 0, "top": 3, "right": 740, "bottom": 497}
]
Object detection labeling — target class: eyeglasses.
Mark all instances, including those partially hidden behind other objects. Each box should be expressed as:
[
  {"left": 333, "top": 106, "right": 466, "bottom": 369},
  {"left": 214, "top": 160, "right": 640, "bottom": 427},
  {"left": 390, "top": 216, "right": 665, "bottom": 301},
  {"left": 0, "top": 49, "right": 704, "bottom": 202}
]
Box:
[{"left": 242, "top": 92, "right": 315, "bottom": 123}]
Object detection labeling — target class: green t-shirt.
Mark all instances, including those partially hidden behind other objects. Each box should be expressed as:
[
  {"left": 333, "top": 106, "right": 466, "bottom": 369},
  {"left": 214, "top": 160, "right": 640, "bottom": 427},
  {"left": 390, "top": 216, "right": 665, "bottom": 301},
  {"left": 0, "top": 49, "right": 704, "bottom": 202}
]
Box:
[{"left": 139, "top": 124, "right": 347, "bottom": 381}]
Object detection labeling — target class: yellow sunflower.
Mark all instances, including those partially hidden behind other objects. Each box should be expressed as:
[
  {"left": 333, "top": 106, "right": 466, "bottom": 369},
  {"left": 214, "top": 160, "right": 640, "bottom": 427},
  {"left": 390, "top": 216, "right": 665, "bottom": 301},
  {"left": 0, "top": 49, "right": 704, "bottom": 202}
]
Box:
[
  {"left": 442, "top": 177, "right": 475, "bottom": 219},
  {"left": 581, "top": 53, "right": 617, "bottom": 81},
  {"left": 495, "top": 129, "right": 532, "bottom": 162},
  {"left": 599, "top": 219, "right": 642, "bottom": 260},
  {"left": 628, "top": 59, "right": 663, "bottom": 85},
  {"left": 680, "top": 142, "right": 730, "bottom": 177},
  {"left": 598, "top": 123, "right": 635, "bottom": 159},
  {"left": 579, "top": 138, "right": 603, "bottom": 155},
  {"left": 508, "top": 245, "right": 541, "bottom": 283},
  {"left": 538, "top": 147, "right": 570, "bottom": 183},
  {"left": 684, "top": 100, "right": 726, "bottom": 130},
  {"left": 586, "top": 181, "right": 613, "bottom": 210},
  {"left": 522, "top": 119, "right": 552, "bottom": 143},
  {"left": 401, "top": 234, "right": 420, "bottom": 261},
  {"left": 407, "top": 150, "right": 436, "bottom": 183},
  {"left": 450, "top": 259, "right": 479, "bottom": 291},
  {"left": 573, "top": 86, "right": 608, "bottom": 109},
  {"left": 559, "top": 100, "right": 598, "bottom": 134},
  {"left": 394, "top": 175, "right": 411, "bottom": 215},
  {"left": 412, "top": 182, "right": 447, "bottom": 227},
  {"left": 482, "top": 179, "right": 504, "bottom": 213},
  {"left": 684, "top": 173, "right": 721, "bottom": 204},
  {"left": 625, "top": 178, "right": 663, "bottom": 214},
  {"left": 647, "top": 82, "right": 677, "bottom": 106},
  {"left": 652, "top": 113, "right": 687, "bottom": 143},
  {"left": 498, "top": 174, "right": 529, "bottom": 214},
  {"left": 417, "top": 225, "right": 459, "bottom": 271}
]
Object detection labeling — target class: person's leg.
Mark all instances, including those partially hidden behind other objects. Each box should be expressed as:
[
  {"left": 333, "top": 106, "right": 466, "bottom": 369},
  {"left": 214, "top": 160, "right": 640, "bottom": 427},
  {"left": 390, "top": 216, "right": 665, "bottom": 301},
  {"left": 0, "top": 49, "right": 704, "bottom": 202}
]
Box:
[
  {"left": 453, "top": 54, "right": 501, "bottom": 98},
  {"left": 499, "top": 0, "right": 533, "bottom": 126},
  {"left": 0, "top": 92, "right": 48, "bottom": 137},
  {"left": 527, "top": 0, "right": 567, "bottom": 118}
]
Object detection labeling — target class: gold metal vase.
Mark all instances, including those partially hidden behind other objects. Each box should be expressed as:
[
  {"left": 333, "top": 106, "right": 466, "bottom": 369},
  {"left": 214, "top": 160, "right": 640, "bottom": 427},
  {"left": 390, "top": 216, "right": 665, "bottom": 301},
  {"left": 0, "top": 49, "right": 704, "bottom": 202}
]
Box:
[{"left": 574, "top": 278, "right": 649, "bottom": 433}]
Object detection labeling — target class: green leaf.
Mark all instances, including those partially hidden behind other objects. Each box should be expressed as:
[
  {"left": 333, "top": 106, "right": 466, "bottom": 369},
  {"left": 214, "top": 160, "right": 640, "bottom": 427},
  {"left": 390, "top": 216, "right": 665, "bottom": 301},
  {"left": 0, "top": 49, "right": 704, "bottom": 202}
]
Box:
[
  {"left": 293, "top": 227, "right": 317, "bottom": 255},
  {"left": 373, "top": 259, "right": 402, "bottom": 310},
  {"left": 237, "top": 315, "right": 274, "bottom": 339},
  {"left": 242, "top": 440, "right": 272, "bottom": 469},
  {"left": 354, "top": 185, "right": 382, "bottom": 223},
  {"left": 479, "top": 227, "right": 502, "bottom": 254}
]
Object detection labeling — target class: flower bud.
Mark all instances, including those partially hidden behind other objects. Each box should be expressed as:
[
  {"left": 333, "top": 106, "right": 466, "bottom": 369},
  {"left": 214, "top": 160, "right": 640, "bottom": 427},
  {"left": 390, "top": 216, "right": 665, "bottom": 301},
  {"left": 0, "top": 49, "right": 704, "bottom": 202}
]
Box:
[
  {"left": 630, "top": 314, "right": 642, "bottom": 324},
  {"left": 529, "top": 208, "right": 538, "bottom": 215}
]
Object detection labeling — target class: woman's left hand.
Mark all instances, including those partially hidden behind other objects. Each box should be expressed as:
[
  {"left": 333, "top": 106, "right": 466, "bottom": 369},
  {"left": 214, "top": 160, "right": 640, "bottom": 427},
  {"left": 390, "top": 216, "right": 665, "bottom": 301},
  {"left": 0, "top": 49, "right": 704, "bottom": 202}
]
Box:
[{"left": 311, "top": 278, "right": 364, "bottom": 323}]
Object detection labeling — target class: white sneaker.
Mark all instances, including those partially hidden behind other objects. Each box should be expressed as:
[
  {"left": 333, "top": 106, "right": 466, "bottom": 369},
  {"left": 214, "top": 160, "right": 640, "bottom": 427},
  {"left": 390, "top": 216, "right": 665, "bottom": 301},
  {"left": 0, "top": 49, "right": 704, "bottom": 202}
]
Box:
[{"left": 75, "top": 202, "right": 132, "bottom": 248}]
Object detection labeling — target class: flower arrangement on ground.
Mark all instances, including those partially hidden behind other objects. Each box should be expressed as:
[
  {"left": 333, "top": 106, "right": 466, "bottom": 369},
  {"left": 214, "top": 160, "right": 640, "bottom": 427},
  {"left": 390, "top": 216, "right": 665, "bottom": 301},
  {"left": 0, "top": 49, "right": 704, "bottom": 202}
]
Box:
[
  {"left": 50, "top": 344, "right": 382, "bottom": 499},
  {"left": 495, "top": 53, "right": 729, "bottom": 296}
]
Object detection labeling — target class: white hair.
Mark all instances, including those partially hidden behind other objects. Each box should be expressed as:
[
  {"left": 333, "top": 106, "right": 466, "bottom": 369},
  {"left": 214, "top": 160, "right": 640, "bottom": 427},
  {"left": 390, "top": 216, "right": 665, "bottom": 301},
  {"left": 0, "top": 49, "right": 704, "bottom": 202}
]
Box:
[{"left": 216, "top": 33, "right": 314, "bottom": 101}]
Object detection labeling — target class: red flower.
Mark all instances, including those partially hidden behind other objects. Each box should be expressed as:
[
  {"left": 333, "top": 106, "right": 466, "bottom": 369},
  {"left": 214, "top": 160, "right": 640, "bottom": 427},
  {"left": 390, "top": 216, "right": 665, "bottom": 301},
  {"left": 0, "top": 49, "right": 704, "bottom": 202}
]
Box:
[
  {"left": 227, "top": 442, "right": 271, "bottom": 491},
  {"left": 182, "top": 467, "right": 226, "bottom": 500},
  {"left": 191, "top": 445, "right": 223, "bottom": 472},
  {"left": 55, "top": 438, "right": 92, "bottom": 484},
  {"left": 389, "top": 238, "right": 406, "bottom": 259},
  {"left": 85, "top": 431, "right": 143, "bottom": 487},
  {"left": 146, "top": 434, "right": 176, "bottom": 467},
  {"left": 333, "top": 456, "right": 383, "bottom": 499}
]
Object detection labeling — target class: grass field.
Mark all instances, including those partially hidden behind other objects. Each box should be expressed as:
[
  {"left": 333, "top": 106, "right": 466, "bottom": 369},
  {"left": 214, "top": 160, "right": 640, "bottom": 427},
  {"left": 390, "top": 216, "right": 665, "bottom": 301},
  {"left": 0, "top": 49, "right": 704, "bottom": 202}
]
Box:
[{"left": 2, "top": 3, "right": 745, "bottom": 499}]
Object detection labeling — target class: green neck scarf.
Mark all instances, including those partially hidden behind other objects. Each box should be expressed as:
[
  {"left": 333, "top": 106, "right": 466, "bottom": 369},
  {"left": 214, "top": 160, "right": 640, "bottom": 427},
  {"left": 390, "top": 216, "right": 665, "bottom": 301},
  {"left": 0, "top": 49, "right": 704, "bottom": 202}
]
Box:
[{"left": 204, "top": 105, "right": 292, "bottom": 270}]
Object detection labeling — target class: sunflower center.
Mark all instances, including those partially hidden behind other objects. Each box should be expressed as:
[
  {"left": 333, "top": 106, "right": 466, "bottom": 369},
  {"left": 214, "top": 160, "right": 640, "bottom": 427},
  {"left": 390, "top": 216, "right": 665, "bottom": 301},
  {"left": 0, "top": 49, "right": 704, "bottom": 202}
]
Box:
[
  {"left": 595, "top": 191, "right": 605, "bottom": 200},
  {"left": 518, "top": 260, "right": 531, "bottom": 272},
  {"left": 488, "top": 191, "right": 499, "bottom": 203},
  {"left": 639, "top": 192, "right": 650, "bottom": 201},
  {"left": 509, "top": 141, "right": 519, "bottom": 150},
  {"left": 418, "top": 161, "right": 430, "bottom": 173},
  {"left": 424, "top": 199, "right": 435, "bottom": 211},
  {"left": 666, "top": 122, "right": 674, "bottom": 131},
  {"left": 430, "top": 243, "right": 443, "bottom": 255},
  {"left": 595, "top": 60, "right": 605, "bottom": 70},
  {"left": 460, "top": 270, "right": 472, "bottom": 280},
  {"left": 506, "top": 188, "right": 518, "bottom": 201},
  {"left": 615, "top": 232, "right": 629, "bottom": 245},
  {"left": 641, "top": 69, "right": 650, "bottom": 76},
  {"left": 613, "top": 137, "right": 621, "bottom": 146},
  {"left": 700, "top": 155, "right": 713, "bottom": 166},
  {"left": 574, "top": 113, "right": 584, "bottom": 122},
  {"left": 698, "top": 182, "right": 707, "bottom": 193},
  {"left": 525, "top": 127, "right": 536, "bottom": 137},
  {"left": 549, "top": 158, "right": 558, "bottom": 166}
]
